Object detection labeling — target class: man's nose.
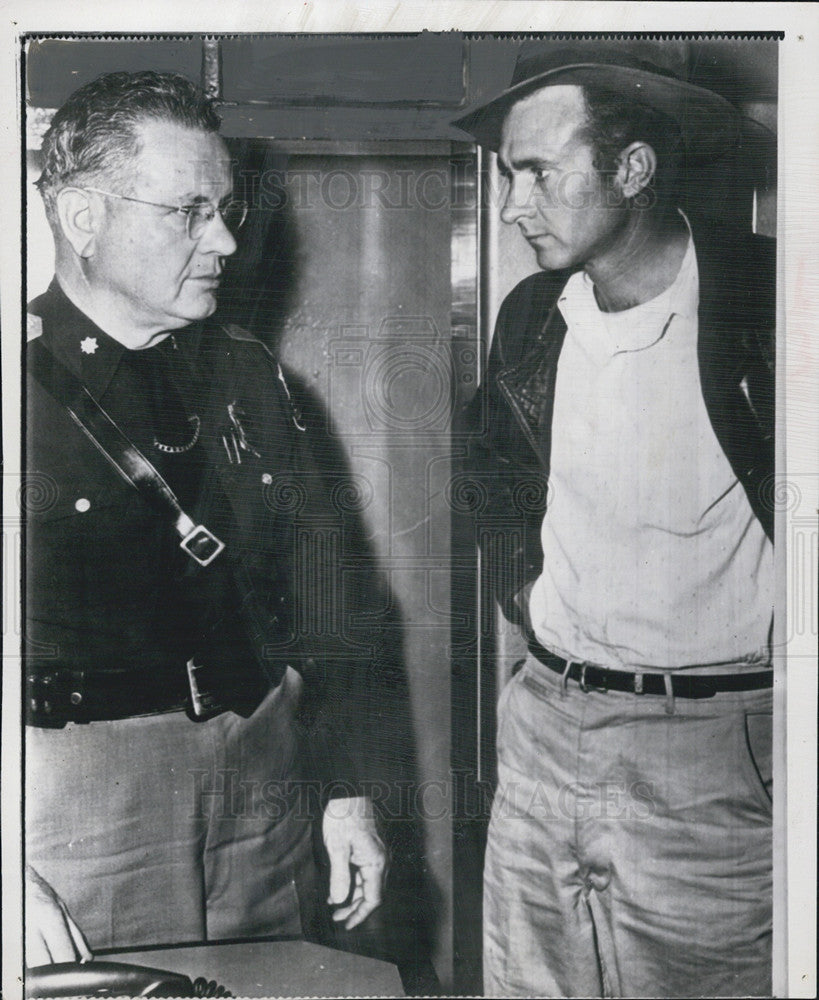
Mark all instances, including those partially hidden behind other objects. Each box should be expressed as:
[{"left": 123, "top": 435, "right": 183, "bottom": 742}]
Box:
[
  {"left": 499, "top": 174, "right": 535, "bottom": 226},
  {"left": 198, "top": 210, "right": 238, "bottom": 256}
]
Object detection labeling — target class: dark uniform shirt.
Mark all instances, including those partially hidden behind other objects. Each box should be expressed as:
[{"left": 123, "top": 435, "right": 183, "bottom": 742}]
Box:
[
  {"left": 26, "top": 282, "right": 271, "bottom": 721},
  {"left": 26, "top": 279, "right": 404, "bottom": 795}
]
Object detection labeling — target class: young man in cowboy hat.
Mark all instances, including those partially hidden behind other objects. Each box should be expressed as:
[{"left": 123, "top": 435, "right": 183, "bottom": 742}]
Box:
[{"left": 456, "top": 42, "right": 775, "bottom": 998}]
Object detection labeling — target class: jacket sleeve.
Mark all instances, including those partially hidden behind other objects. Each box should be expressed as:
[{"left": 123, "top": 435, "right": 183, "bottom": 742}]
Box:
[
  {"left": 693, "top": 225, "right": 776, "bottom": 542},
  {"left": 461, "top": 270, "right": 568, "bottom": 622}
]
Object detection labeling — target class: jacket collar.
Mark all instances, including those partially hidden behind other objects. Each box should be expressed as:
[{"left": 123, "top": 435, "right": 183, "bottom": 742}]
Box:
[
  {"left": 495, "top": 298, "right": 566, "bottom": 461},
  {"left": 495, "top": 215, "right": 774, "bottom": 459}
]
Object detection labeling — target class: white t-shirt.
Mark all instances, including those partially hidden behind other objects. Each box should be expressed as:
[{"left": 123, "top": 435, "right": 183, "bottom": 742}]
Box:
[{"left": 528, "top": 233, "right": 773, "bottom": 670}]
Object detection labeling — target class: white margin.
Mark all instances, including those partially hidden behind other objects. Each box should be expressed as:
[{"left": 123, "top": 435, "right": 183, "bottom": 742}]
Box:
[{"left": 1, "top": 4, "right": 816, "bottom": 998}]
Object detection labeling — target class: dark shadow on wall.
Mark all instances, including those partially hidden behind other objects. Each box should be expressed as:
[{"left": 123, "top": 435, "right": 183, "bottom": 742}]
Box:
[
  {"left": 292, "top": 377, "right": 442, "bottom": 997},
  {"left": 212, "top": 138, "right": 442, "bottom": 995},
  {"left": 216, "top": 138, "right": 306, "bottom": 355}
]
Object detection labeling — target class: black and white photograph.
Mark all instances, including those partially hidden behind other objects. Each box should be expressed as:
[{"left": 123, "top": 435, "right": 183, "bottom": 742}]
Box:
[{"left": 1, "top": 5, "right": 817, "bottom": 999}]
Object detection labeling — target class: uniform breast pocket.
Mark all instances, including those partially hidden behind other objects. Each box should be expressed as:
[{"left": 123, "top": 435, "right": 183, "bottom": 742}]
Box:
[
  {"left": 27, "top": 477, "right": 168, "bottom": 607},
  {"left": 26, "top": 478, "right": 127, "bottom": 524}
]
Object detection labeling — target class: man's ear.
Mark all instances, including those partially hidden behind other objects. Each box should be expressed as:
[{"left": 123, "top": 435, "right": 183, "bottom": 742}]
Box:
[
  {"left": 55, "top": 188, "right": 101, "bottom": 258},
  {"left": 617, "top": 141, "right": 657, "bottom": 200}
]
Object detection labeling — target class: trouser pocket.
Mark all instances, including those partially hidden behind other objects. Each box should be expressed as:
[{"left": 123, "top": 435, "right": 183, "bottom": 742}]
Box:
[{"left": 741, "top": 710, "right": 773, "bottom": 815}]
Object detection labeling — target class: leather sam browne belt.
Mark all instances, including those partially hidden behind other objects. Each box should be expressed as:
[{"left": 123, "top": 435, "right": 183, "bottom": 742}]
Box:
[
  {"left": 527, "top": 638, "right": 773, "bottom": 698},
  {"left": 29, "top": 335, "right": 225, "bottom": 568}
]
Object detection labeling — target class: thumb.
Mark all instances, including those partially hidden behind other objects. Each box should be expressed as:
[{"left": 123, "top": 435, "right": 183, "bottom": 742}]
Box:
[
  {"left": 326, "top": 846, "right": 351, "bottom": 905},
  {"left": 65, "top": 906, "right": 93, "bottom": 962}
]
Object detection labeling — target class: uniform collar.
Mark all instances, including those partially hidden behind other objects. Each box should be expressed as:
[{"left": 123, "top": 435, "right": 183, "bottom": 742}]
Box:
[{"left": 30, "top": 279, "right": 189, "bottom": 401}]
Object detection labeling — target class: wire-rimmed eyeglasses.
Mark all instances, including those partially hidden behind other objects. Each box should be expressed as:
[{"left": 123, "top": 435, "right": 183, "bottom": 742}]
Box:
[{"left": 83, "top": 186, "right": 249, "bottom": 240}]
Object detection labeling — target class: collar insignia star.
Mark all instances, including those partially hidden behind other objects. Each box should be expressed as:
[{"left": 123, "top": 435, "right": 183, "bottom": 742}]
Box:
[
  {"left": 27, "top": 313, "right": 43, "bottom": 342},
  {"left": 80, "top": 336, "right": 98, "bottom": 355}
]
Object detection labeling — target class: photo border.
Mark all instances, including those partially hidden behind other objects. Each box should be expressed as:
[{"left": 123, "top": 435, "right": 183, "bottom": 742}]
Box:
[{"left": 2, "top": 5, "right": 816, "bottom": 998}]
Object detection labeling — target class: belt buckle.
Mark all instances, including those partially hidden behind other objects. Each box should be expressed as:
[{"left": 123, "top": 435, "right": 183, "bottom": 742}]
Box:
[
  {"left": 185, "top": 658, "right": 226, "bottom": 722},
  {"left": 27, "top": 668, "right": 76, "bottom": 726},
  {"left": 180, "top": 524, "right": 225, "bottom": 566},
  {"left": 580, "top": 663, "right": 610, "bottom": 694}
]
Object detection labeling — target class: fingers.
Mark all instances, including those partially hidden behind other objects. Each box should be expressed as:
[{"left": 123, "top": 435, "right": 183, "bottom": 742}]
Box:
[
  {"left": 334, "top": 854, "right": 385, "bottom": 930},
  {"left": 26, "top": 905, "right": 77, "bottom": 965},
  {"left": 326, "top": 846, "right": 353, "bottom": 906},
  {"left": 322, "top": 796, "right": 387, "bottom": 930},
  {"left": 330, "top": 835, "right": 387, "bottom": 929},
  {"left": 330, "top": 869, "right": 364, "bottom": 924},
  {"left": 25, "top": 866, "right": 91, "bottom": 967},
  {"left": 65, "top": 907, "right": 93, "bottom": 963}
]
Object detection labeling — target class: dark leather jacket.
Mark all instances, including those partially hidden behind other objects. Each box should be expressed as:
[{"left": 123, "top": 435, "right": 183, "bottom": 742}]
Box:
[{"left": 467, "top": 217, "right": 775, "bottom": 616}]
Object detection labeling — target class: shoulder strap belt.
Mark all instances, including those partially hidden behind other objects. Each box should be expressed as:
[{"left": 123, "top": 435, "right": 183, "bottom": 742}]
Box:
[{"left": 29, "top": 334, "right": 225, "bottom": 567}]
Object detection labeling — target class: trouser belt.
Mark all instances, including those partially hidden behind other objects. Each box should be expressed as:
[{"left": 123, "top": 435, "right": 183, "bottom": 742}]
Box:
[
  {"left": 26, "top": 666, "right": 189, "bottom": 727},
  {"left": 25, "top": 660, "right": 268, "bottom": 727},
  {"left": 527, "top": 639, "right": 773, "bottom": 699}
]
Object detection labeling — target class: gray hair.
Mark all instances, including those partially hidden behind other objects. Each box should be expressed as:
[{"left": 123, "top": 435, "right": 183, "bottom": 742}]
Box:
[{"left": 36, "top": 70, "right": 222, "bottom": 223}]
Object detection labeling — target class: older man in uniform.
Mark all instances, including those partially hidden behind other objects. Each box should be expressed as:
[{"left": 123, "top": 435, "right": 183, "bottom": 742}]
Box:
[
  {"left": 25, "top": 70, "right": 386, "bottom": 965},
  {"left": 456, "top": 44, "right": 775, "bottom": 998}
]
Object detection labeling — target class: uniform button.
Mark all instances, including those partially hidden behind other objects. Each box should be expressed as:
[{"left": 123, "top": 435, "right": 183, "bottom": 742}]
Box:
[
  {"left": 74, "top": 498, "right": 91, "bottom": 512},
  {"left": 70, "top": 691, "right": 83, "bottom": 705},
  {"left": 261, "top": 473, "right": 273, "bottom": 485},
  {"left": 305, "top": 657, "right": 316, "bottom": 668}
]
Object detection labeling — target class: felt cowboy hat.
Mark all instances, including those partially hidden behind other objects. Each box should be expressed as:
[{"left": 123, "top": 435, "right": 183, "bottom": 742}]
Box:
[{"left": 452, "top": 42, "right": 744, "bottom": 161}]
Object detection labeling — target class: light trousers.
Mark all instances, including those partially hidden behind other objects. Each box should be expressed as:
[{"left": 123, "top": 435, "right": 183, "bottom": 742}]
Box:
[
  {"left": 26, "top": 668, "right": 318, "bottom": 953},
  {"left": 484, "top": 652, "right": 773, "bottom": 999}
]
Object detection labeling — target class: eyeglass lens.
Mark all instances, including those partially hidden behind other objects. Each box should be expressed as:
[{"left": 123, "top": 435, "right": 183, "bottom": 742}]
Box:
[{"left": 188, "top": 202, "right": 248, "bottom": 239}]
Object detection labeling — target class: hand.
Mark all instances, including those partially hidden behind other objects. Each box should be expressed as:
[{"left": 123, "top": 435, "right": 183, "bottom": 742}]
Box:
[
  {"left": 25, "top": 865, "right": 92, "bottom": 966},
  {"left": 322, "top": 795, "right": 387, "bottom": 930}
]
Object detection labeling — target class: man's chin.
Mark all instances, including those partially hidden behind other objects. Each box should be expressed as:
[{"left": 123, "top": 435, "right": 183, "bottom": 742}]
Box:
[
  {"left": 176, "top": 291, "right": 220, "bottom": 324},
  {"left": 532, "top": 245, "right": 571, "bottom": 272}
]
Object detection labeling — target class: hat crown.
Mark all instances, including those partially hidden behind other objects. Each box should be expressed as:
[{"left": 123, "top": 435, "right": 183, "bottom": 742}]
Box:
[
  {"left": 452, "top": 41, "right": 741, "bottom": 162},
  {"left": 510, "top": 41, "right": 690, "bottom": 90}
]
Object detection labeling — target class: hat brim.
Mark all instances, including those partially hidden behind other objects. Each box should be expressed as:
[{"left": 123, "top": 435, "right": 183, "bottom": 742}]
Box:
[{"left": 452, "top": 63, "right": 741, "bottom": 162}]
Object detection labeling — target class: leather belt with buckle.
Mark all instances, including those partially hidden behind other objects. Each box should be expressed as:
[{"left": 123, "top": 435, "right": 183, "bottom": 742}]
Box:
[
  {"left": 527, "top": 639, "right": 773, "bottom": 699},
  {"left": 179, "top": 523, "right": 225, "bottom": 567},
  {"left": 26, "top": 667, "right": 189, "bottom": 727}
]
